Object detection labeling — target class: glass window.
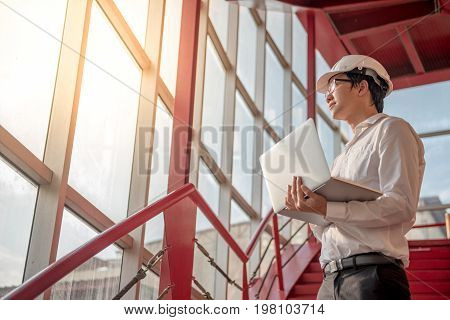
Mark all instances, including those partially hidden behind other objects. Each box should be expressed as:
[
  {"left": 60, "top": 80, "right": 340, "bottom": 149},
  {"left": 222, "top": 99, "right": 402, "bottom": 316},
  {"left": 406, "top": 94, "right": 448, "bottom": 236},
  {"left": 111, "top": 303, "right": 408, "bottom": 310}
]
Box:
[
  {"left": 114, "top": 0, "right": 149, "bottom": 47},
  {"left": 69, "top": 2, "right": 141, "bottom": 223},
  {"left": 266, "top": 11, "right": 286, "bottom": 55},
  {"left": 292, "top": 16, "right": 307, "bottom": 85},
  {"left": 421, "top": 136, "right": 450, "bottom": 204},
  {"left": 315, "top": 50, "right": 331, "bottom": 114},
  {"left": 159, "top": 0, "right": 183, "bottom": 95},
  {"left": 201, "top": 38, "right": 226, "bottom": 165},
  {"left": 264, "top": 44, "right": 285, "bottom": 137},
  {"left": 291, "top": 83, "right": 307, "bottom": 131},
  {"left": 51, "top": 209, "right": 123, "bottom": 299},
  {"left": 0, "top": 0, "right": 68, "bottom": 159},
  {"left": 139, "top": 268, "right": 160, "bottom": 299},
  {"left": 0, "top": 157, "right": 38, "bottom": 298},
  {"left": 147, "top": 98, "right": 173, "bottom": 204},
  {"left": 144, "top": 98, "right": 173, "bottom": 251},
  {"left": 232, "top": 92, "right": 255, "bottom": 205},
  {"left": 208, "top": 0, "right": 229, "bottom": 49},
  {"left": 384, "top": 81, "right": 450, "bottom": 134},
  {"left": 193, "top": 160, "right": 221, "bottom": 295},
  {"left": 317, "top": 116, "right": 335, "bottom": 167},
  {"left": 261, "top": 131, "right": 275, "bottom": 216},
  {"left": 227, "top": 200, "right": 250, "bottom": 299},
  {"left": 237, "top": 7, "right": 257, "bottom": 100}
]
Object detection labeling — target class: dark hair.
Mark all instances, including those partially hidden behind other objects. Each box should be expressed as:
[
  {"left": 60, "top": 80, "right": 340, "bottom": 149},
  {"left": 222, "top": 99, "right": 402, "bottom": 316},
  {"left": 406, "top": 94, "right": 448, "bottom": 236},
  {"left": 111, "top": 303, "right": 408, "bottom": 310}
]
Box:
[{"left": 345, "top": 69, "right": 388, "bottom": 113}]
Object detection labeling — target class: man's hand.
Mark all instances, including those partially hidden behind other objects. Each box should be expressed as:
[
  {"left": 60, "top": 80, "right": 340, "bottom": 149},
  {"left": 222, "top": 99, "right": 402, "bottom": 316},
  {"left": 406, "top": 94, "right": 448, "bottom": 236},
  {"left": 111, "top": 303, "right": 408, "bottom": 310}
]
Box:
[{"left": 285, "top": 176, "right": 327, "bottom": 216}]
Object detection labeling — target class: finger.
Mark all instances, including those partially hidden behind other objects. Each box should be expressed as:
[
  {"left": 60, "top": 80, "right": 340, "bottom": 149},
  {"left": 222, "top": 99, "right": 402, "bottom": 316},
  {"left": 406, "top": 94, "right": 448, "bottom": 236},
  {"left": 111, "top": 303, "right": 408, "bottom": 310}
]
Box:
[
  {"left": 285, "top": 196, "right": 295, "bottom": 209},
  {"left": 287, "top": 185, "right": 294, "bottom": 202},
  {"left": 301, "top": 184, "right": 314, "bottom": 198},
  {"left": 291, "top": 177, "right": 298, "bottom": 204},
  {"left": 296, "top": 176, "right": 304, "bottom": 198}
]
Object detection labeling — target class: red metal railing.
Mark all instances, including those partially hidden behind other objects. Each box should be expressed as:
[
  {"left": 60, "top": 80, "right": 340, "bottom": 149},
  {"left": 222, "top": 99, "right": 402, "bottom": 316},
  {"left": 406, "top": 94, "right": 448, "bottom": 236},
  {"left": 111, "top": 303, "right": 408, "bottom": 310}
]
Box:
[{"left": 3, "top": 183, "right": 285, "bottom": 300}]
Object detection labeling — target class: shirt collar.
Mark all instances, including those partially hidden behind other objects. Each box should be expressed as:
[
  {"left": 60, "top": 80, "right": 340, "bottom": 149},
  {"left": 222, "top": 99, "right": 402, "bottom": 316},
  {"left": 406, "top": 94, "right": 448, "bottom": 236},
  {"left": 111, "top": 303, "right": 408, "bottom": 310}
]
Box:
[
  {"left": 353, "top": 113, "right": 387, "bottom": 134},
  {"left": 345, "top": 113, "right": 388, "bottom": 147}
]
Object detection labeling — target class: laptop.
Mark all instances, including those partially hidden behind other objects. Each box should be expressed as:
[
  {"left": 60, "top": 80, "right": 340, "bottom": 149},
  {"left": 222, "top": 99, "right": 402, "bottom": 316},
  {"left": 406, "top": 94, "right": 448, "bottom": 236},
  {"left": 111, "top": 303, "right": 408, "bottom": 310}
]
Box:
[{"left": 259, "top": 118, "right": 382, "bottom": 226}]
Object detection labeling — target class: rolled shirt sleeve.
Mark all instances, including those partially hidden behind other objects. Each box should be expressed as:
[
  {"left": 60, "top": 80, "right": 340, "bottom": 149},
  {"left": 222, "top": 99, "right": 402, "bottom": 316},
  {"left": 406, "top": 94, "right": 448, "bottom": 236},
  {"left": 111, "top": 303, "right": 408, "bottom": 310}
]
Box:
[{"left": 325, "top": 119, "right": 424, "bottom": 228}]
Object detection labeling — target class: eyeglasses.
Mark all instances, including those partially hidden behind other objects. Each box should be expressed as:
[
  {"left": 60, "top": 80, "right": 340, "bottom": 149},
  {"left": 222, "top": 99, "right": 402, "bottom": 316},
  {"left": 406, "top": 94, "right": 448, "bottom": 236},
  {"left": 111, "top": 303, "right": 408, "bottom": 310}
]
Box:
[{"left": 326, "top": 78, "right": 353, "bottom": 96}]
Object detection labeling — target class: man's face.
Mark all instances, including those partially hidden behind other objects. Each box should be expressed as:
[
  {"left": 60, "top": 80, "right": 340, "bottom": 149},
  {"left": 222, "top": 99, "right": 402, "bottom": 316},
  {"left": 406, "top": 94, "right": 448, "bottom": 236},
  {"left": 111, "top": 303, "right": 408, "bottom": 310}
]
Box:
[{"left": 325, "top": 74, "right": 359, "bottom": 121}]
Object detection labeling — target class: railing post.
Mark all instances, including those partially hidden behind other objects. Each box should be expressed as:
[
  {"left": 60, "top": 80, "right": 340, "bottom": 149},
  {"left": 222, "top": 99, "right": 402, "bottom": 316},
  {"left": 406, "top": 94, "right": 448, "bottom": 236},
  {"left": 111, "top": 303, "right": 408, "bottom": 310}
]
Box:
[
  {"left": 242, "top": 263, "right": 249, "bottom": 300},
  {"left": 271, "top": 214, "right": 285, "bottom": 299},
  {"left": 446, "top": 213, "right": 450, "bottom": 239},
  {"left": 158, "top": 0, "right": 202, "bottom": 300}
]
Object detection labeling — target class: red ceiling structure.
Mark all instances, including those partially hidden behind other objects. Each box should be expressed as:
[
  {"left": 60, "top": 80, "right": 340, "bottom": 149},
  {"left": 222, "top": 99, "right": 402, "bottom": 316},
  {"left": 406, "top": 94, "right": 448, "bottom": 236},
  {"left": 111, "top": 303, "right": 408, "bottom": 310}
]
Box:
[{"left": 230, "top": 0, "right": 450, "bottom": 90}]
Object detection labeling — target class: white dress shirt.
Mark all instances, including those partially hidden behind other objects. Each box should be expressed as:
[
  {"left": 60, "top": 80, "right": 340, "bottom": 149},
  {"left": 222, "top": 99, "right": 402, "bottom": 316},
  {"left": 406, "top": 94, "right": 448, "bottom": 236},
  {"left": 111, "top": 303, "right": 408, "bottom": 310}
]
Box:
[{"left": 311, "top": 113, "right": 425, "bottom": 268}]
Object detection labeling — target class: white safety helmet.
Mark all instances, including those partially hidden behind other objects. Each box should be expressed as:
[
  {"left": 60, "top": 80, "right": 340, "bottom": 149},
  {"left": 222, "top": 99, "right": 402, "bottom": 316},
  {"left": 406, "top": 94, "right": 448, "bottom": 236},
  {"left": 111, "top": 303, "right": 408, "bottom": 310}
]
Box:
[{"left": 316, "top": 55, "right": 393, "bottom": 96}]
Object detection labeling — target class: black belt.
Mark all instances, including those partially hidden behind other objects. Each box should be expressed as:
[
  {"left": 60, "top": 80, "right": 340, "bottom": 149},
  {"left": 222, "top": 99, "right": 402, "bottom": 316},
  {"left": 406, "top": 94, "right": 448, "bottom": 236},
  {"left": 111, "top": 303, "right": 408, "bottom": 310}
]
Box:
[{"left": 323, "top": 252, "right": 403, "bottom": 275}]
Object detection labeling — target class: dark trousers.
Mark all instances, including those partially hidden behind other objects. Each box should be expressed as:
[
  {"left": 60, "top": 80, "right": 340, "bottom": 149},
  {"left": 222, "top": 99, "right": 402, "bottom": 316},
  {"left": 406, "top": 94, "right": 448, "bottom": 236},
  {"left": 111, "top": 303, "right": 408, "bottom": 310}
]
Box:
[{"left": 317, "top": 263, "right": 411, "bottom": 300}]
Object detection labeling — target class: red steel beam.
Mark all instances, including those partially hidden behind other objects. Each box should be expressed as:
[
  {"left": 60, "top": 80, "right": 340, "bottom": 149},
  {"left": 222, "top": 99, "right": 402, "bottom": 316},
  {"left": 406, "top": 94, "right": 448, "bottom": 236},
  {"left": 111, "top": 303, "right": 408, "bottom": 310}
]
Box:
[
  {"left": 306, "top": 11, "right": 316, "bottom": 121},
  {"left": 396, "top": 25, "right": 425, "bottom": 74},
  {"left": 159, "top": 0, "right": 201, "bottom": 300},
  {"left": 392, "top": 67, "right": 450, "bottom": 90}
]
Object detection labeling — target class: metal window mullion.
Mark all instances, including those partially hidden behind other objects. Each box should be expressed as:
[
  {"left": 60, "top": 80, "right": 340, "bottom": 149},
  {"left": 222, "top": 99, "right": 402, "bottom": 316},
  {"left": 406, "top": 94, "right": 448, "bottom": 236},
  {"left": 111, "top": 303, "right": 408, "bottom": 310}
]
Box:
[
  {"left": 214, "top": 1, "right": 238, "bottom": 300},
  {"left": 249, "top": 7, "right": 266, "bottom": 279},
  {"left": 24, "top": 0, "right": 93, "bottom": 300},
  {"left": 122, "top": 0, "right": 166, "bottom": 300}
]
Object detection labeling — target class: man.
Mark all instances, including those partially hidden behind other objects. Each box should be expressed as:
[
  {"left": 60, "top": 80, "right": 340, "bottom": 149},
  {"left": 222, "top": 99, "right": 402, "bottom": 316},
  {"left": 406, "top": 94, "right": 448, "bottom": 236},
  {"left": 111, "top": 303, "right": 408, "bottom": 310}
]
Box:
[{"left": 285, "top": 55, "right": 425, "bottom": 300}]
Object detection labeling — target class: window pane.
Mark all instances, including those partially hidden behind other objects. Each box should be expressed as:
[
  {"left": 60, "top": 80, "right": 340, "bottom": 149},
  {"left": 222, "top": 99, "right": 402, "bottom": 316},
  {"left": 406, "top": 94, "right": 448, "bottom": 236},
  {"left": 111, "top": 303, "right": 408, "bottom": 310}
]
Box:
[
  {"left": 69, "top": 2, "right": 141, "bottom": 223},
  {"left": 317, "top": 116, "right": 334, "bottom": 167},
  {"left": 0, "top": 0, "right": 67, "bottom": 159},
  {"left": 144, "top": 98, "right": 173, "bottom": 250},
  {"left": 261, "top": 131, "right": 275, "bottom": 216},
  {"left": 291, "top": 83, "right": 307, "bottom": 131},
  {"left": 0, "top": 157, "right": 37, "bottom": 297},
  {"left": 292, "top": 16, "right": 307, "bottom": 85},
  {"left": 139, "top": 268, "right": 160, "bottom": 299},
  {"left": 114, "top": 0, "right": 149, "bottom": 47},
  {"left": 421, "top": 136, "right": 450, "bottom": 204},
  {"left": 384, "top": 81, "right": 450, "bottom": 134},
  {"left": 51, "top": 209, "right": 123, "bottom": 299},
  {"left": 193, "top": 160, "right": 220, "bottom": 295},
  {"left": 266, "top": 11, "right": 286, "bottom": 55},
  {"left": 148, "top": 98, "right": 173, "bottom": 204},
  {"left": 264, "top": 44, "right": 285, "bottom": 137},
  {"left": 232, "top": 92, "right": 255, "bottom": 205},
  {"left": 209, "top": 0, "right": 229, "bottom": 49},
  {"left": 159, "top": 0, "right": 183, "bottom": 95},
  {"left": 316, "top": 50, "right": 331, "bottom": 114},
  {"left": 237, "top": 8, "right": 257, "bottom": 100},
  {"left": 201, "top": 38, "right": 226, "bottom": 165},
  {"left": 227, "top": 200, "right": 250, "bottom": 299}
]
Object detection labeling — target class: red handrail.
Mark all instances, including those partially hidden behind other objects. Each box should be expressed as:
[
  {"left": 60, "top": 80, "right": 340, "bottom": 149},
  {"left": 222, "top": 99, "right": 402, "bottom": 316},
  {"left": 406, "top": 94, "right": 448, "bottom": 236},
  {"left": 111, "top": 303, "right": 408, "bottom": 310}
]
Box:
[
  {"left": 412, "top": 222, "right": 446, "bottom": 229},
  {"left": 3, "top": 183, "right": 260, "bottom": 300}
]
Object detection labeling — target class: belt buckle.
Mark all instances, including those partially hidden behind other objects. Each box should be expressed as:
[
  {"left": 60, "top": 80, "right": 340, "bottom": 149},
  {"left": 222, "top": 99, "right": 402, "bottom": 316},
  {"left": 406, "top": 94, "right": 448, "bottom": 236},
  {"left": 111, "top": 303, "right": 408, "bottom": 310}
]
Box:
[{"left": 328, "top": 260, "right": 338, "bottom": 273}]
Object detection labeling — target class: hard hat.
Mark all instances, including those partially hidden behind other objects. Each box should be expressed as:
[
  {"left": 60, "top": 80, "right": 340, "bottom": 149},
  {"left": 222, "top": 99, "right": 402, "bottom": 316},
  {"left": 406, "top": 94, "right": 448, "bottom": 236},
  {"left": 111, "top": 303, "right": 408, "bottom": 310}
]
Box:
[{"left": 316, "top": 55, "right": 393, "bottom": 96}]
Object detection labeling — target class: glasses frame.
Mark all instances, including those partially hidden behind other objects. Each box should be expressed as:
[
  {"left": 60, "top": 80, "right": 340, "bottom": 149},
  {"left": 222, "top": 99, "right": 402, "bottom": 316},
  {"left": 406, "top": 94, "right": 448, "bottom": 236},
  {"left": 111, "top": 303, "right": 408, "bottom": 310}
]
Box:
[{"left": 326, "top": 78, "right": 353, "bottom": 96}]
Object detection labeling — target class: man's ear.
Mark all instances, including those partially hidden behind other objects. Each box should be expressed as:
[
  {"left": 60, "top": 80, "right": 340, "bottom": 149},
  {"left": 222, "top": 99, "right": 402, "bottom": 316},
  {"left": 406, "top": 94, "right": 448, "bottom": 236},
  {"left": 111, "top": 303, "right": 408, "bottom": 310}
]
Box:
[{"left": 358, "top": 80, "right": 370, "bottom": 96}]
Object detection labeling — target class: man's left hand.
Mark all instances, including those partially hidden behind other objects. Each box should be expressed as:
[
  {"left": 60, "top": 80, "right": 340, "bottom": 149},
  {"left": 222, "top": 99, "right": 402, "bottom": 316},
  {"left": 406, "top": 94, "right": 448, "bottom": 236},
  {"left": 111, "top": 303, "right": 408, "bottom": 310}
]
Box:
[{"left": 285, "top": 176, "right": 327, "bottom": 217}]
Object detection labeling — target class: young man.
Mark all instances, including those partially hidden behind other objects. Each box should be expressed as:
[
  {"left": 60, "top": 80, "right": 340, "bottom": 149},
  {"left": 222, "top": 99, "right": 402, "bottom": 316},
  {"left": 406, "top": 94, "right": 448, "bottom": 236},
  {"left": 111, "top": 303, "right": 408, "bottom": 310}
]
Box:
[{"left": 285, "top": 55, "right": 426, "bottom": 299}]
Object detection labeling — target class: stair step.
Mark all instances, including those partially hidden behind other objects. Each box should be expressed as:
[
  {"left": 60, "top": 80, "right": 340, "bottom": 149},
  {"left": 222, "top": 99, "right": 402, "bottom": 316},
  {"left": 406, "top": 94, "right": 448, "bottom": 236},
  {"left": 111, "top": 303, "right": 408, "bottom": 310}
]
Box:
[
  {"left": 298, "top": 272, "right": 323, "bottom": 283},
  {"left": 293, "top": 283, "right": 321, "bottom": 295},
  {"left": 288, "top": 294, "right": 317, "bottom": 300},
  {"left": 411, "top": 293, "right": 450, "bottom": 300},
  {"left": 406, "top": 270, "right": 450, "bottom": 281},
  {"left": 407, "top": 259, "right": 450, "bottom": 270},
  {"left": 306, "top": 262, "right": 322, "bottom": 273},
  {"left": 410, "top": 247, "right": 450, "bottom": 260},
  {"left": 409, "top": 281, "right": 450, "bottom": 294}
]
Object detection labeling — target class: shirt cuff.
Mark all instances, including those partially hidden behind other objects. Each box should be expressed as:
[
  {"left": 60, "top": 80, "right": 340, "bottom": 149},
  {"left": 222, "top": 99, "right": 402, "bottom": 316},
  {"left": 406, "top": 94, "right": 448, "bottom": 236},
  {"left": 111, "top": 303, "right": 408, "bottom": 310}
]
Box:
[{"left": 325, "top": 202, "right": 347, "bottom": 222}]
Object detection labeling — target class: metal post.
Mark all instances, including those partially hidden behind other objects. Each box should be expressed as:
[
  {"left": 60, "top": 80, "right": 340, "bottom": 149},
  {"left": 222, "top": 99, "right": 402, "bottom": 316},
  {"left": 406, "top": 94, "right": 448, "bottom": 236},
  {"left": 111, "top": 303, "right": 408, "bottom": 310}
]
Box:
[
  {"left": 159, "top": 0, "right": 202, "bottom": 300},
  {"left": 271, "top": 214, "right": 285, "bottom": 299}
]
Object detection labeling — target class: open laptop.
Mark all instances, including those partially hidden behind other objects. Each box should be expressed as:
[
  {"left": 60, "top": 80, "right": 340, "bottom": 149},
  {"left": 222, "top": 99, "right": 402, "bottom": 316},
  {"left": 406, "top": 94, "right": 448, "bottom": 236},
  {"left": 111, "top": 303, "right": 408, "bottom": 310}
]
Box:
[{"left": 259, "top": 118, "right": 382, "bottom": 226}]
